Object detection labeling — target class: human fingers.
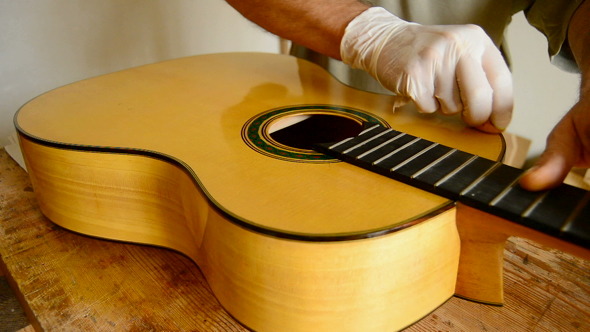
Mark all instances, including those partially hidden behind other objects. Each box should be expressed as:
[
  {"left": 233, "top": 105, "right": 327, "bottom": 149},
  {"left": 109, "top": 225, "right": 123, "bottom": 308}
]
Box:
[
  {"left": 482, "top": 44, "right": 513, "bottom": 130},
  {"left": 520, "top": 116, "right": 579, "bottom": 191},
  {"left": 404, "top": 58, "right": 440, "bottom": 114},
  {"left": 409, "top": 39, "right": 463, "bottom": 115},
  {"left": 434, "top": 57, "right": 463, "bottom": 115},
  {"left": 519, "top": 152, "right": 571, "bottom": 191},
  {"left": 456, "top": 54, "right": 494, "bottom": 126}
]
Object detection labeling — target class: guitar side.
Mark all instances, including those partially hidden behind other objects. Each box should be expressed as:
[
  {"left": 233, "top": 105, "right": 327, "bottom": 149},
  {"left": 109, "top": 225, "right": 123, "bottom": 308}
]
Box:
[{"left": 18, "top": 134, "right": 462, "bottom": 331}]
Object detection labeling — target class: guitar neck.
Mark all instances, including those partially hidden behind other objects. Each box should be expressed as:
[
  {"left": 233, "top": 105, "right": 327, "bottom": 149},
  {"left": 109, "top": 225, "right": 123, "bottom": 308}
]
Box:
[{"left": 315, "top": 124, "right": 590, "bottom": 249}]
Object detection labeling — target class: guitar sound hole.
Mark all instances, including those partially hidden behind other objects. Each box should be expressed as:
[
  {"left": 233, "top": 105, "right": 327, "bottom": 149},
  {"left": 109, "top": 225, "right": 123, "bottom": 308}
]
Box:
[{"left": 270, "top": 114, "right": 363, "bottom": 150}]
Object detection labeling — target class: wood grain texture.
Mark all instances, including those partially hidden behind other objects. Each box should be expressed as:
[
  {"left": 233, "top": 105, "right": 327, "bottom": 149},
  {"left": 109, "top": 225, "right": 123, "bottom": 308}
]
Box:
[
  {"left": 8, "top": 53, "right": 590, "bottom": 330},
  {"left": 12, "top": 53, "right": 508, "bottom": 330},
  {"left": 16, "top": 137, "right": 461, "bottom": 331},
  {"left": 0, "top": 274, "right": 29, "bottom": 331},
  {"left": 454, "top": 203, "right": 590, "bottom": 307},
  {"left": 1, "top": 149, "right": 589, "bottom": 331},
  {"left": 0, "top": 149, "right": 242, "bottom": 331},
  {"left": 15, "top": 53, "right": 503, "bottom": 237}
]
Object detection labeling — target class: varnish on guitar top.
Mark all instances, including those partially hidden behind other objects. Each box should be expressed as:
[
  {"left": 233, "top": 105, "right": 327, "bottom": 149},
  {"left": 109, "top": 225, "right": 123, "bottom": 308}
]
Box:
[{"left": 14, "top": 53, "right": 590, "bottom": 331}]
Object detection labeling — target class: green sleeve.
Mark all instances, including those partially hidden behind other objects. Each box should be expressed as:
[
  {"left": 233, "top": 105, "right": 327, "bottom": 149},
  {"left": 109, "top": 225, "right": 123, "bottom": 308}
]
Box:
[{"left": 523, "top": 0, "right": 584, "bottom": 72}]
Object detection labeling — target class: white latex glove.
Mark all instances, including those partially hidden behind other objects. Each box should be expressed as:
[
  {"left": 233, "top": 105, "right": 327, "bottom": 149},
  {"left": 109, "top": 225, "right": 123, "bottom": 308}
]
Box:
[{"left": 341, "top": 7, "right": 513, "bottom": 132}]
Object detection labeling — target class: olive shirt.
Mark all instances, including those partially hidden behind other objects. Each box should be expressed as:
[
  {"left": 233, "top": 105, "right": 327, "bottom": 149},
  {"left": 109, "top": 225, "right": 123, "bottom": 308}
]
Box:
[{"left": 291, "top": 0, "right": 583, "bottom": 94}]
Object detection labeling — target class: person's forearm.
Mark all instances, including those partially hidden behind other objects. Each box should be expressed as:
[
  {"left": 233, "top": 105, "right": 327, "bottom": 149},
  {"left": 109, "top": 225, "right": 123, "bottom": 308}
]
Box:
[{"left": 225, "top": 0, "right": 369, "bottom": 59}]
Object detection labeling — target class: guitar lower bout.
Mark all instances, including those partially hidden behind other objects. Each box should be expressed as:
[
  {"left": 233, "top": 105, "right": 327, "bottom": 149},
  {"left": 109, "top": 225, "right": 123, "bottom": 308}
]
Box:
[{"left": 17, "top": 133, "right": 462, "bottom": 332}]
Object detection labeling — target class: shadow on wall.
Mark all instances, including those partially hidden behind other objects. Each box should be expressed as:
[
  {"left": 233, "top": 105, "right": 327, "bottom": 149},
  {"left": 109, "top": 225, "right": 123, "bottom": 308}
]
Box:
[
  {"left": 0, "top": 0, "right": 279, "bottom": 147},
  {"left": 84, "top": 0, "right": 190, "bottom": 70}
]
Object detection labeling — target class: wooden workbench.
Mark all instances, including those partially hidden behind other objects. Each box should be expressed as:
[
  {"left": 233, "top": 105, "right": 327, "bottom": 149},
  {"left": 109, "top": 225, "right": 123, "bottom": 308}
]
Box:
[{"left": 0, "top": 148, "right": 588, "bottom": 331}]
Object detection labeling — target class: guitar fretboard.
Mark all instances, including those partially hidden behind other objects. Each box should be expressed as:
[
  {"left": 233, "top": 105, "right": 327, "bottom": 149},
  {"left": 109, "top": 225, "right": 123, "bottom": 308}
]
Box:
[{"left": 315, "top": 124, "right": 590, "bottom": 249}]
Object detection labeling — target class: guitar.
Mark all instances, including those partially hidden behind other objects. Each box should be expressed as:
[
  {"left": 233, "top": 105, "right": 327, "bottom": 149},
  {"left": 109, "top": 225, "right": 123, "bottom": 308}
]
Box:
[{"left": 15, "top": 53, "right": 589, "bottom": 332}]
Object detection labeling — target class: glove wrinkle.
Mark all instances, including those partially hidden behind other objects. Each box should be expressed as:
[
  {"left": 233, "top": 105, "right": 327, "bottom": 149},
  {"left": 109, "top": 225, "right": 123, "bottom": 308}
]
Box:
[{"left": 340, "top": 6, "right": 513, "bottom": 131}]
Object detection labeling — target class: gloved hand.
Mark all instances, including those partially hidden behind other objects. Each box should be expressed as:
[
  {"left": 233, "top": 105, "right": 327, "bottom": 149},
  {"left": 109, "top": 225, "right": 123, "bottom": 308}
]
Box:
[{"left": 340, "top": 7, "right": 513, "bottom": 132}]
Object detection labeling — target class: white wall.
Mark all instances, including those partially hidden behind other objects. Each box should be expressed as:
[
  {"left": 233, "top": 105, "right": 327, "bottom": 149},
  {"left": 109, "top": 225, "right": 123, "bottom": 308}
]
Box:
[
  {"left": 0, "top": 0, "right": 279, "bottom": 146},
  {"left": 505, "top": 12, "right": 580, "bottom": 161},
  {"left": 1, "top": 2, "right": 582, "bottom": 163}
]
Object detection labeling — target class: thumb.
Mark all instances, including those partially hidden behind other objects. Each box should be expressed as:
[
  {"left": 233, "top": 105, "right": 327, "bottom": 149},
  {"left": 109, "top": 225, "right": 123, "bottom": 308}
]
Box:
[
  {"left": 519, "top": 118, "right": 579, "bottom": 191},
  {"left": 519, "top": 153, "right": 571, "bottom": 191}
]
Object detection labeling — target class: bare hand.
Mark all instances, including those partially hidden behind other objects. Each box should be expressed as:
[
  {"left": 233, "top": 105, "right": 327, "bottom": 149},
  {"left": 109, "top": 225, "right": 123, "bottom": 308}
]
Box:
[{"left": 520, "top": 95, "right": 590, "bottom": 191}]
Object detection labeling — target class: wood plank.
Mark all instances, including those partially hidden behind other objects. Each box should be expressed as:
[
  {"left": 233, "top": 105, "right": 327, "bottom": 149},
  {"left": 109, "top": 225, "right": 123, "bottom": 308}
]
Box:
[
  {"left": 0, "top": 275, "right": 29, "bottom": 331},
  {"left": 16, "top": 326, "right": 35, "bottom": 332},
  {"left": 1, "top": 148, "right": 588, "bottom": 331},
  {"left": 0, "top": 149, "right": 244, "bottom": 331}
]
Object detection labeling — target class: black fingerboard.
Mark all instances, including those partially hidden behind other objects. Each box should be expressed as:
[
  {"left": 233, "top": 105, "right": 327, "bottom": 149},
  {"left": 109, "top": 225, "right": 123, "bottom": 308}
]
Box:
[{"left": 314, "top": 124, "right": 590, "bottom": 249}]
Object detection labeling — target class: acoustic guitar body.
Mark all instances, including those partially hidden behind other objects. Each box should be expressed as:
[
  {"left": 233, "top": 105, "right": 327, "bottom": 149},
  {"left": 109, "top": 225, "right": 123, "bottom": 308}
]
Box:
[{"left": 15, "top": 53, "right": 506, "bottom": 331}]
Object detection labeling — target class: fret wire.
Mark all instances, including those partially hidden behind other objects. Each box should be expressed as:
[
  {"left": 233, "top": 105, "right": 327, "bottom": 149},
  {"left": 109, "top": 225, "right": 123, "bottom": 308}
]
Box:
[
  {"left": 459, "top": 162, "right": 503, "bottom": 196},
  {"left": 320, "top": 123, "right": 590, "bottom": 248},
  {"left": 488, "top": 173, "right": 524, "bottom": 206},
  {"left": 372, "top": 137, "right": 421, "bottom": 165},
  {"left": 521, "top": 190, "right": 550, "bottom": 218},
  {"left": 389, "top": 142, "right": 439, "bottom": 172},
  {"left": 560, "top": 191, "right": 590, "bottom": 233},
  {"left": 355, "top": 132, "right": 405, "bottom": 159},
  {"left": 328, "top": 137, "right": 355, "bottom": 149},
  {"left": 343, "top": 128, "right": 392, "bottom": 154},
  {"left": 328, "top": 124, "right": 381, "bottom": 150},
  {"left": 434, "top": 155, "right": 477, "bottom": 187},
  {"left": 410, "top": 148, "right": 457, "bottom": 179},
  {"left": 358, "top": 124, "right": 381, "bottom": 135}
]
